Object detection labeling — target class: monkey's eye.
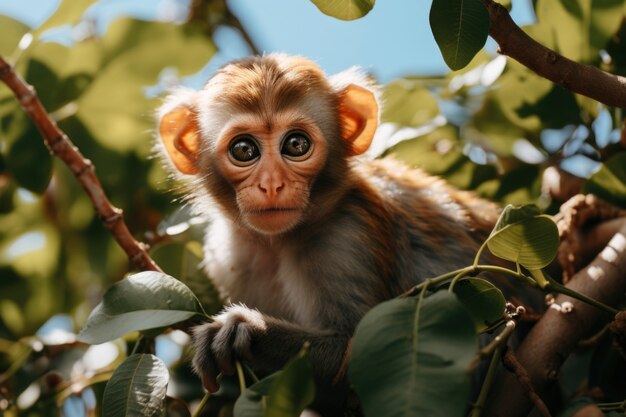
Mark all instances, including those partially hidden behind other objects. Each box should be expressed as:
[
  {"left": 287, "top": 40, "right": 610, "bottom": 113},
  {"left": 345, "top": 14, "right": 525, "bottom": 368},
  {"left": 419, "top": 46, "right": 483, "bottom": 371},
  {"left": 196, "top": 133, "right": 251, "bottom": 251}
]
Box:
[
  {"left": 281, "top": 132, "right": 312, "bottom": 158},
  {"left": 229, "top": 136, "right": 260, "bottom": 163}
]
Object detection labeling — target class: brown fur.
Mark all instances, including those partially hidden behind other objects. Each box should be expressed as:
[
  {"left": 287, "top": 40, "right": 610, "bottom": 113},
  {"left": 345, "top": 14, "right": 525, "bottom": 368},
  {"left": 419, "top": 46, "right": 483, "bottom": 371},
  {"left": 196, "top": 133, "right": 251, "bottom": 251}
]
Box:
[{"left": 157, "top": 54, "right": 502, "bottom": 416}]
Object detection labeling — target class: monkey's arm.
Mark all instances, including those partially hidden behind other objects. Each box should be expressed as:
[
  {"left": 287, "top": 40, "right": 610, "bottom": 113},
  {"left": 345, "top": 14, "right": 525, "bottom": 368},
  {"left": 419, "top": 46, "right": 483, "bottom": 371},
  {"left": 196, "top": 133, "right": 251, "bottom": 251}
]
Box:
[{"left": 192, "top": 304, "right": 350, "bottom": 393}]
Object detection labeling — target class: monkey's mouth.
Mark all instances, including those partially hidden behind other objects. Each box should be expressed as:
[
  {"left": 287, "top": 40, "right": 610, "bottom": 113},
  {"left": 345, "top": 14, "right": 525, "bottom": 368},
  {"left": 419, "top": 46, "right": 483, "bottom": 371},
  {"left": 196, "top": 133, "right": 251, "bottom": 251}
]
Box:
[
  {"left": 251, "top": 208, "right": 300, "bottom": 213},
  {"left": 245, "top": 208, "right": 303, "bottom": 234}
]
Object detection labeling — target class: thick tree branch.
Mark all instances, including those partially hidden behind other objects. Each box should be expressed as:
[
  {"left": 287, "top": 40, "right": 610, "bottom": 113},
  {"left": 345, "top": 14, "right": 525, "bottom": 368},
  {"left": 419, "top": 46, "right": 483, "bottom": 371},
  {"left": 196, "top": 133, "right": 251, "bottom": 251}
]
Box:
[
  {"left": 0, "top": 56, "right": 161, "bottom": 273},
  {"left": 481, "top": 0, "right": 626, "bottom": 108},
  {"left": 484, "top": 221, "right": 626, "bottom": 417}
]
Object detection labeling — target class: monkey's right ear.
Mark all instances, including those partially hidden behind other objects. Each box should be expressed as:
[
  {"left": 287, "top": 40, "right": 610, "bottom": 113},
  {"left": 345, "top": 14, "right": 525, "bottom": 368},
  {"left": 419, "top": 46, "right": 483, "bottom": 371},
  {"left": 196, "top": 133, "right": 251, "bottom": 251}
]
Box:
[
  {"left": 159, "top": 106, "right": 201, "bottom": 175},
  {"left": 338, "top": 84, "right": 379, "bottom": 156}
]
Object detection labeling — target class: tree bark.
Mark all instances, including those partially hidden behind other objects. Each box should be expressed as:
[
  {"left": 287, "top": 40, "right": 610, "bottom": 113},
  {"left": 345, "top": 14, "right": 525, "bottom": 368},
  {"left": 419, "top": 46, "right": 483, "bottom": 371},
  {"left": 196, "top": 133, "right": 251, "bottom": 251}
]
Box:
[
  {"left": 481, "top": 0, "right": 626, "bottom": 108},
  {"left": 484, "top": 221, "right": 626, "bottom": 417}
]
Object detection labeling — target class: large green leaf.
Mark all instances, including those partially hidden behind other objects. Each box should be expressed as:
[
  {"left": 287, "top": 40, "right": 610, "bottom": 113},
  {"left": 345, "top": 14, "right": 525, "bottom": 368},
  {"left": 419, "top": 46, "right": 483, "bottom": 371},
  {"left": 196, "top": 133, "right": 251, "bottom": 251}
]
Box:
[
  {"left": 349, "top": 291, "right": 478, "bottom": 417},
  {"left": 76, "top": 18, "right": 215, "bottom": 153},
  {"left": 488, "top": 64, "right": 552, "bottom": 133},
  {"left": 536, "top": 0, "right": 625, "bottom": 63},
  {"left": 151, "top": 241, "right": 222, "bottom": 315},
  {"left": 381, "top": 81, "right": 439, "bottom": 126},
  {"left": 265, "top": 348, "right": 315, "bottom": 417},
  {"left": 78, "top": 271, "right": 205, "bottom": 344},
  {"left": 2, "top": 109, "right": 52, "bottom": 194},
  {"left": 486, "top": 205, "right": 559, "bottom": 269},
  {"left": 234, "top": 375, "right": 276, "bottom": 417},
  {"left": 582, "top": 152, "right": 626, "bottom": 208},
  {"left": 384, "top": 124, "right": 498, "bottom": 191},
  {"left": 429, "top": 0, "right": 489, "bottom": 70},
  {"left": 0, "top": 16, "right": 30, "bottom": 56},
  {"left": 233, "top": 348, "right": 315, "bottom": 417},
  {"left": 33, "top": 0, "right": 98, "bottom": 38},
  {"left": 310, "top": 0, "right": 375, "bottom": 20},
  {"left": 99, "top": 19, "right": 215, "bottom": 83},
  {"left": 102, "top": 354, "right": 169, "bottom": 417},
  {"left": 27, "top": 40, "right": 102, "bottom": 82},
  {"left": 452, "top": 278, "right": 506, "bottom": 333}
]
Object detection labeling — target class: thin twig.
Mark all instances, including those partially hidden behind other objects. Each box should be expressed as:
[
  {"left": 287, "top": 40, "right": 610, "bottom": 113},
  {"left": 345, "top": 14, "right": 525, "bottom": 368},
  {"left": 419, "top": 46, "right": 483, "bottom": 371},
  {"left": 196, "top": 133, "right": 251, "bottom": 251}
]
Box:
[
  {"left": 480, "top": 320, "right": 516, "bottom": 358},
  {"left": 470, "top": 346, "right": 503, "bottom": 417},
  {"left": 481, "top": 0, "right": 626, "bottom": 108},
  {"left": 224, "top": 9, "right": 261, "bottom": 55},
  {"left": 0, "top": 56, "right": 161, "bottom": 273},
  {"left": 502, "top": 350, "right": 552, "bottom": 417}
]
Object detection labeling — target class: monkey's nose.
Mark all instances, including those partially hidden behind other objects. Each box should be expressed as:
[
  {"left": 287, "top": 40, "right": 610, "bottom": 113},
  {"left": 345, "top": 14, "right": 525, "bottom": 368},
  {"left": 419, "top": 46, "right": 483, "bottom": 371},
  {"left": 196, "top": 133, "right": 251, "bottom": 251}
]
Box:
[{"left": 258, "top": 181, "right": 285, "bottom": 196}]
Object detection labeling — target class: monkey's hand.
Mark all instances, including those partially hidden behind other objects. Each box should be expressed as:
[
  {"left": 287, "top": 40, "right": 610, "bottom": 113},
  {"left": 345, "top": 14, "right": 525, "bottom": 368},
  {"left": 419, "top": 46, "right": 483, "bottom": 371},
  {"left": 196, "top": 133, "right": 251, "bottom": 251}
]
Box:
[
  {"left": 191, "top": 304, "right": 351, "bottom": 393},
  {"left": 192, "top": 304, "right": 267, "bottom": 392}
]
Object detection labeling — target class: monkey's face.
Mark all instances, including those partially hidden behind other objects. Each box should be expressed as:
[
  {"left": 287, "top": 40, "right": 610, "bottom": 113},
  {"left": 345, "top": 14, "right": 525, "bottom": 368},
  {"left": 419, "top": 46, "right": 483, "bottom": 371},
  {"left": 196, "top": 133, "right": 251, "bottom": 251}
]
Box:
[
  {"left": 213, "top": 110, "right": 329, "bottom": 235},
  {"left": 158, "top": 54, "right": 379, "bottom": 236}
]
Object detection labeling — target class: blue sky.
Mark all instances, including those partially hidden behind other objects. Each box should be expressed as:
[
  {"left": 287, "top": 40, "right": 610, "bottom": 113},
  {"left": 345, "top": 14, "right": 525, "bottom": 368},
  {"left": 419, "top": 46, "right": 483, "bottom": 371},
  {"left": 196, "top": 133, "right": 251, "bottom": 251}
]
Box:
[{"left": 0, "top": 0, "right": 535, "bottom": 83}]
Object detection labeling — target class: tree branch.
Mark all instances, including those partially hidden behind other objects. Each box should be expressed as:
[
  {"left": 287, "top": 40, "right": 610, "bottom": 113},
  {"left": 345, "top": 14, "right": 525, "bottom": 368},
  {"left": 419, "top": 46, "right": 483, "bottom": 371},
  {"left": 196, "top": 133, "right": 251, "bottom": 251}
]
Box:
[
  {"left": 484, "top": 221, "right": 626, "bottom": 417},
  {"left": 0, "top": 56, "right": 161, "bottom": 273},
  {"left": 481, "top": 0, "right": 626, "bottom": 108},
  {"left": 501, "top": 349, "right": 552, "bottom": 417}
]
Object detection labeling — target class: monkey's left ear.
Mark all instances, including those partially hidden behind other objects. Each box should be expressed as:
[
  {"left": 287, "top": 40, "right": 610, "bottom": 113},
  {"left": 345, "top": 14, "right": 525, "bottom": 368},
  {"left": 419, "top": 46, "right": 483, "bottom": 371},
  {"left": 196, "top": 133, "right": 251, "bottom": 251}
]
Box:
[
  {"left": 159, "top": 106, "right": 201, "bottom": 175},
  {"left": 338, "top": 84, "right": 378, "bottom": 155}
]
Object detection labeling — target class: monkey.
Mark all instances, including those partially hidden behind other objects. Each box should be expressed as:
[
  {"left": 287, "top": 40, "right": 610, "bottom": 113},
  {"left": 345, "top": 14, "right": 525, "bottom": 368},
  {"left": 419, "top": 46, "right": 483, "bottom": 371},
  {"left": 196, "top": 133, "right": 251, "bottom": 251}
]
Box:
[{"left": 157, "top": 53, "right": 502, "bottom": 415}]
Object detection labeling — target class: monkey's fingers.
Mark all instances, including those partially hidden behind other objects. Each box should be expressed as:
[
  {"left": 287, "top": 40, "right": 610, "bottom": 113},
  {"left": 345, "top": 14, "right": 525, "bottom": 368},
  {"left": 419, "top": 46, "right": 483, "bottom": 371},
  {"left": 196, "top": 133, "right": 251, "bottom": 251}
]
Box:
[
  {"left": 192, "top": 322, "right": 222, "bottom": 392},
  {"left": 199, "top": 369, "right": 221, "bottom": 393}
]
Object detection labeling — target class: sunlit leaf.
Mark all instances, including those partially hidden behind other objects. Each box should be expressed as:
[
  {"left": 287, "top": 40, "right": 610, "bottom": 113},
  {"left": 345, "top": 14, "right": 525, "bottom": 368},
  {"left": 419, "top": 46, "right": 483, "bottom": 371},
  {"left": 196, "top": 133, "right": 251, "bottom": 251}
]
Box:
[
  {"left": 33, "top": 0, "right": 97, "bottom": 37},
  {"left": 535, "top": 0, "right": 625, "bottom": 64},
  {"left": 496, "top": 0, "right": 512, "bottom": 10},
  {"left": 452, "top": 278, "right": 506, "bottom": 332},
  {"left": 102, "top": 354, "right": 169, "bottom": 417},
  {"left": 349, "top": 291, "right": 477, "bottom": 417},
  {"left": 310, "top": 0, "right": 375, "bottom": 20},
  {"left": 382, "top": 81, "right": 439, "bottom": 126},
  {"left": 100, "top": 19, "right": 215, "bottom": 82},
  {"left": 385, "top": 125, "right": 499, "bottom": 191},
  {"left": 76, "top": 19, "right": 215, "bottom": 153},
  {"left": 151, "top": 241, "right": 222, "bottom": 315},
  {"left": 486, "top": 205, "right": 559, "bottom": 269},
  {"left": 476, "top": 164, "right": 541, "bottom": 206},
  {"left": 0, "top": 15, "right": 30, "bottom": 56},
  {"left": 78, "top": 271, "right": 205, "bottom": 344},
  {"left": 582, "top": 152, "right": 626, "bottom": 208},
  {"left": 430, "top": 0, "right": 489, "bottom": 70},
  {"left": 488, "top": 66, "right": 551, "bottom": 133}
]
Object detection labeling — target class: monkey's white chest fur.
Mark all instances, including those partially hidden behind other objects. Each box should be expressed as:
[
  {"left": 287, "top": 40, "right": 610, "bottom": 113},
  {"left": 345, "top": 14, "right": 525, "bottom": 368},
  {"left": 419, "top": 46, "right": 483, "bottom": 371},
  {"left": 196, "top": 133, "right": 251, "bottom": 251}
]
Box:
[{"left": 203, "top": 216, "right": 318, "bottom": 327}]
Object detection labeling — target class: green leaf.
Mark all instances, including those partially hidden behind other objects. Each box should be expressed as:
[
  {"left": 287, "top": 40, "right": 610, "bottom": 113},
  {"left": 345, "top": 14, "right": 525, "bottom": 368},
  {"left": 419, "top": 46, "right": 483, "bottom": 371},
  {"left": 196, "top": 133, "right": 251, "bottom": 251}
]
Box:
[
  {"left": 487, "top": 205, "right": 559, "bottom": 269},
  {"left": 78, "top": 271, "right": 205, "bottom": 344},
  {"left": 234, "top": 375, "right": 277, "bottom": 417},
  {"left": 102, "top": 354, "right": 169, "bottom": 417},
  {"left": 33, "top": 0, "right": 97, "bottom": 37},
  {"left": 310, "top": 0, "right": 375, "bottom": 20},
  {"left": 381, "top": 80, "right": 439, "bottom": 126},
  {"left": 76, "top": 18, "right": 215, "bottom": 153},
  {"left": 234, "top": 347, "right": 315, "bottom": 417},
  {"left": 151, "top": 240, "right": 222, "bottom": 315},
  {"left": 2, "top": 109, "right": 53, "bottom": 193},
  {"left": 349, "top": 291, "right": 478, "bottom": 417},
  {"left": 496, "top": 0, "right": 512, "bottom": 10},
  {"left": 0, "top": 15, "right": 30, "bottom": 56},
  {"left": 582, "top": 152, "right": 626, "bottom": 208},
  {"left": 265, "top": 347, "right": 315, "bottom": 417},
  {"left": 429, "top": 0, "right": 489, "bottom": 70},
  {"left": 536, "top": 0, "right": 625, "bottom": 64},
  {"left": 452, "top": 278, "right": 506, "bottom": 332}
]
